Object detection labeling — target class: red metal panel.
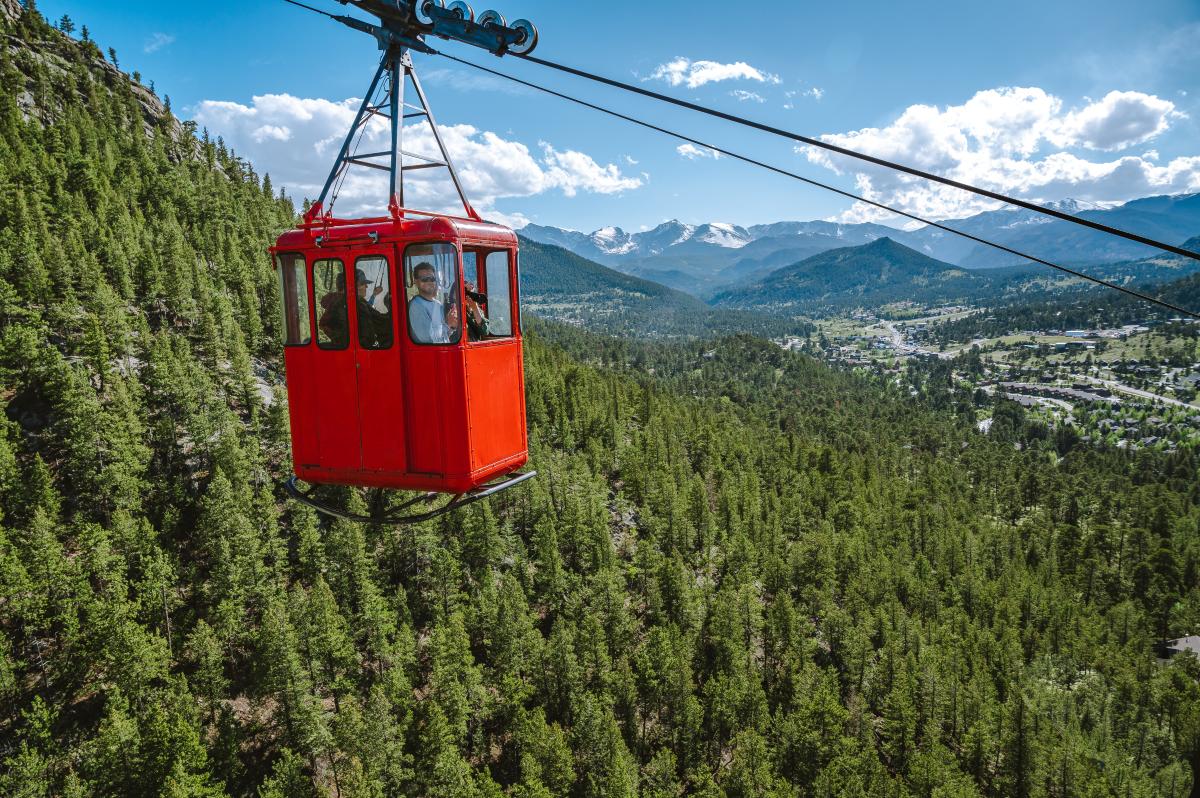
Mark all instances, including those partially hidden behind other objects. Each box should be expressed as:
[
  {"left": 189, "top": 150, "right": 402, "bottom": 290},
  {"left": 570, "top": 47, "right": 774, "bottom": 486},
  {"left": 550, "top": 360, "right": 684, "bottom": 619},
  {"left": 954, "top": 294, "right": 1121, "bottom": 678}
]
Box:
[
  {"left": 440, "top": 349, "right": 472, "bottom": 478},
  {"left": 402, "top": 346, "right": 447, "bottom": 475},
  {"left": 355, "top": 352, "right": 405, "bottom": 472},
  {"left": 284, "top": 345, "right": 320, "bottom": 470},
  {"left": 464, "top": 340, "right": 526, "bottom": 469}
]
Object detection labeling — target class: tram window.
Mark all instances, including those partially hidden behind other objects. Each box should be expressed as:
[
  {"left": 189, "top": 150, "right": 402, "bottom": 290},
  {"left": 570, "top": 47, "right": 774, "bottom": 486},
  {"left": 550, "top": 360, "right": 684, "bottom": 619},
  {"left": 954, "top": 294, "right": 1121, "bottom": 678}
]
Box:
[
  {"left": 276, "top": 253, "right": 311, "bottom": 346},
  {"left": 404, "top": 242, "right": 461, "bottom": 346},
  {"left": 313, "top": 259, "right": 349, "bottom": 350},
  {"left": 484, "top": 251, "right": 513, "bottom": 337},
  {"left": 355, "top": 256, "right": 393, "bottom": 350},
  {"left": 462, "top": 250, "right": 479, "bottom": 285}
]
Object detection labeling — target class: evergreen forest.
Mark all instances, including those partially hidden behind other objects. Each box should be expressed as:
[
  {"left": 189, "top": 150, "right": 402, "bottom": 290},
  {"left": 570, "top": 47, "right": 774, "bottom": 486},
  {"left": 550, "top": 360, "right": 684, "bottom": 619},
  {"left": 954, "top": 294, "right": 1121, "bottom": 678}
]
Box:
[{"left": 1, "top": 5, "right": 1199, "bottom": 797}]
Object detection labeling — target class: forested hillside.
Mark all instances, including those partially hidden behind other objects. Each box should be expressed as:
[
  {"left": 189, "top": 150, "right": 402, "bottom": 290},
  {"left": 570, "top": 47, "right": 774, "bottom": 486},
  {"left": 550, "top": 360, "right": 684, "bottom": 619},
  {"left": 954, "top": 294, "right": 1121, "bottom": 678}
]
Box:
[
  {"left": 711, "top": 238, "right": 989, "bottom": 314},
  {"left": 518, "top": 237, "right": 812, "bottom": 339},
  {"left": 2, "top": 5, "right": 1200, "bottom": 798}
]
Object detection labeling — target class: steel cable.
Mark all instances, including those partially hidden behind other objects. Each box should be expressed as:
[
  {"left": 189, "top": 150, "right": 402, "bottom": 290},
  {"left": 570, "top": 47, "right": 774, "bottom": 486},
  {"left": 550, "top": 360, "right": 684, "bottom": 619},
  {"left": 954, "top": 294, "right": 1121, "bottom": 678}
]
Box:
[
  {"left": 514, "top": 52, "right": 1200, "bottom": 265},
  {"left": 435, "top": 49, "right": 1200, "bottom": 319}
]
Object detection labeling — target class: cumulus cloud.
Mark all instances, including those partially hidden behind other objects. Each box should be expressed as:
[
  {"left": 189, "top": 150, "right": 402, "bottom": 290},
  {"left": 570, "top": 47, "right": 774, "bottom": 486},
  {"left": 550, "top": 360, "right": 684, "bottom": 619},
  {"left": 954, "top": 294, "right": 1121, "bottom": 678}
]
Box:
[
  {"left": 677, "top": 143, "right": 721, "bottom": 160},
  {"left": 193, "top": 93, "right": 642, "bottom": 220},
  {"left": 800, "top": 86, "right": 1197, "bottom": 222},
  {"left": 1054, "top": 90, "right": 1182, "bottom": 151},
  {"left": 541, "top": 144, "right": 643, "bottom": 197},
  {"left": 252, "top": 125, "right": 291, "bottom": 143},
  {"left": 143, "top": 32, "right": 175, "bottom": 53},
  {"left": 648, "top": 57, "right": 780, "bottom": 88},
  {"left": 730, "top": 90, "right": 765, "bottom": 103}
]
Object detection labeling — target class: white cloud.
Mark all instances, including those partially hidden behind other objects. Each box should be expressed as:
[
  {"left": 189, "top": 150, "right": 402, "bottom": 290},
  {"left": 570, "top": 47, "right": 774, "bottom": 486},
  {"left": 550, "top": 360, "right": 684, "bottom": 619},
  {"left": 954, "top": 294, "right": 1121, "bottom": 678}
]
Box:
[
  {"left": 143, "top": 33, "right": 174, "bottom": 54},
  {"left": 193, "top": 93, "right": 642, "bottom": 219},
  {"left": 648, "top": 57, "right": 780, "bottom": 88},
  {"left": 802, "top": 87, "right": 824, "bottom": 100},
  {"left": 252, "top": 125, "right": 291, "bottom": 143},
  {"left": 540, "top": 144, "right": 643, "bottom": 197},
  {"left": 623, "top": 155, "right": 639, "bottom": 166},
  {"left": 730, "top": 90, "right": 765, "bottom": 103},
  {"left": 801, "top": 86, "right": 1198, "bottom": 222},
  {"left": 677, "top": 143, "right": 721, "bottom": 160},
  {"left": 1054, "top": 90, "right": 1182, "bottom": 151}
]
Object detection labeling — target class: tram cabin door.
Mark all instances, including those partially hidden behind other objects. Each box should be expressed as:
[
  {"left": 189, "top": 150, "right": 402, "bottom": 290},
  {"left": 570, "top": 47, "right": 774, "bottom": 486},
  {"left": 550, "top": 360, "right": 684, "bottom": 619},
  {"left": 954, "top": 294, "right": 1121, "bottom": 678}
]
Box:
[
  {"left": 400, "top": 241, "right": 461, "bottom": 477},
  {"left": 461, "top": 244, "right": 525, "bottom": 469},
  {"left": 307, "top": 245, "right": 406, "bottom": 475}
]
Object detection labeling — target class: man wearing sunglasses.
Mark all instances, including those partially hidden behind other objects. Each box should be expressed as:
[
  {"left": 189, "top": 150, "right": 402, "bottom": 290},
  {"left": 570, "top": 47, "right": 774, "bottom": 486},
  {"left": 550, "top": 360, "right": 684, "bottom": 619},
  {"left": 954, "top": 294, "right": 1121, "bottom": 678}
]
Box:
[{"left": 408, "top": 261, "right": 459, "bottom": 344}]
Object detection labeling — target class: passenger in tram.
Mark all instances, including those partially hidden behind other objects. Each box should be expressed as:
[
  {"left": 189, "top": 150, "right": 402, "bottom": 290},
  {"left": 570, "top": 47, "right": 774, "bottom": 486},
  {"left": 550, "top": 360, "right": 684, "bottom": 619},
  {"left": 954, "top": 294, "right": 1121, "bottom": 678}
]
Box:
[
  {"left": 318, "top": 287, "right": 350, "bottom": 348},
  {"left": 355, "top": 267, "right": 393, "bottom": 348},
  {"left": 408, "top": 261, "right": 458, "bottom": 344},
  {"left": 463, "top": 281, "right": 489, "bottom": 340}
]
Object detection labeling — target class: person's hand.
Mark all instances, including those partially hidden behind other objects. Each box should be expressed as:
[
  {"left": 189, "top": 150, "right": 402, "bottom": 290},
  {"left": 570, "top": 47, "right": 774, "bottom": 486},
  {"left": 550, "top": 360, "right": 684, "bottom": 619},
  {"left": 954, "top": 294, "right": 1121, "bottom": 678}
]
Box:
[
  {"left": 373, "top": 285, "right": 383, "bottom": 296},
  {"left": 447, "top": 305, "right": 460, "bottom": 327}
]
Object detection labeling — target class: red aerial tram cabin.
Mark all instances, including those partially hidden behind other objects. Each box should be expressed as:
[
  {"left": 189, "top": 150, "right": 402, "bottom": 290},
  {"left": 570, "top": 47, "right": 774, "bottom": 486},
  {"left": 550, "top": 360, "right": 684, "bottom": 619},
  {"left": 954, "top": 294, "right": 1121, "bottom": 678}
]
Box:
[
  {"left": 273, "top": 0, "right": 540, "bottom": 522},
  {"left": 272, "top": 212, "right": 529, "bottom": 497}
]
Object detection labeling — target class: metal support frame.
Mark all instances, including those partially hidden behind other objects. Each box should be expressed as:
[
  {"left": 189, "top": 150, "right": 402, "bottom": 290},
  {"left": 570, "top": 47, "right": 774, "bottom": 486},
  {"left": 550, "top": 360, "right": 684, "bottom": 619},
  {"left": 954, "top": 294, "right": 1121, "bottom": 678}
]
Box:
[
  {"left": 304, "top": 43, "right": 480, "bottom": 224},
  {"left": 284, "top": 472, "right": 537, "bottom": 524}
]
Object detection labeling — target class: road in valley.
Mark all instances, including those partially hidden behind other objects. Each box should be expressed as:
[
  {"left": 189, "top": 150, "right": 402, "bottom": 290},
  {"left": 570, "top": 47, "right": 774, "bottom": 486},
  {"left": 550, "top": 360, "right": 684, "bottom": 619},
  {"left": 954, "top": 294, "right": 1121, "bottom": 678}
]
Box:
[{"left": 1079, "top": 375, "right": 1200, "bottom": 410}]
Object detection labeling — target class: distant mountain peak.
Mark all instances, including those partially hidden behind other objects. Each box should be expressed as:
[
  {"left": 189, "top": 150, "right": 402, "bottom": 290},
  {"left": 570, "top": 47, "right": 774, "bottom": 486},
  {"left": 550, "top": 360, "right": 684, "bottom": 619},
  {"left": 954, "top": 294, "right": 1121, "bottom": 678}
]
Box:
[
  {"left": 694, "top": 222, "right": 751, "bottom": 248},
  {"left": 593, "top": 225, "right": 624, "bottom": 240},
  {"left": 589, "top": 226, "right": 637, "bottom": 255},
  {"left": 862, "top": 235, "right": 903, "bottom": 251},
  {"left": 1046, "top": 198, "right": 1085, "bottom": 213}
]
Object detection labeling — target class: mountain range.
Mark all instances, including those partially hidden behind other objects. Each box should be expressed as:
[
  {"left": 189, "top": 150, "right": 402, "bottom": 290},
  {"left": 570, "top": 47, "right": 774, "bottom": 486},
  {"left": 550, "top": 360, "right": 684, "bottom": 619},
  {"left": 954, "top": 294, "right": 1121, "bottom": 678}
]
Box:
[
  {"left": 520, "top": 231, "right": 1200, "bottom": 325},
  {"left": 516, "top": 236, "right": 812, "bottom": 338},
  {"left": 520, "top": 194, "right": 1200, "bottom": 297}
]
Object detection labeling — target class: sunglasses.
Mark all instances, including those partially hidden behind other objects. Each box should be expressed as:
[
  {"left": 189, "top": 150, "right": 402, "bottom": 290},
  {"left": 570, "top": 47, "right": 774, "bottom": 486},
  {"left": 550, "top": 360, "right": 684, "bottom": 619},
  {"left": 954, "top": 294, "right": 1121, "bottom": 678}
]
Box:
[{"left": 416, "top": 276, "right": 436, "bottom": 283}]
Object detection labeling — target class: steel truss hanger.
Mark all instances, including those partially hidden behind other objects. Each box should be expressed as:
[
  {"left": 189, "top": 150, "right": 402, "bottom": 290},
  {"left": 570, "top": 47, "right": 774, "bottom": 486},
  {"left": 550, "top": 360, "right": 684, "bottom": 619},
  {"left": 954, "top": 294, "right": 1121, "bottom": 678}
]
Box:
[
  {"left": 305, "top": 44, "right": 479, "bottom": 222},
  {"left": 294, "top": 0, "right": 538, "bottom": 224}
]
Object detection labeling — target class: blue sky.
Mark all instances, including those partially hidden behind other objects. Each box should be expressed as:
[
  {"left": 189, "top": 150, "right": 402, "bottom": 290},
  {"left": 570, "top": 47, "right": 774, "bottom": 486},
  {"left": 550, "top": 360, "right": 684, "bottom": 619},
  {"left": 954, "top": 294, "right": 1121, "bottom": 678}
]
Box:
[{"left": 36, "top": 0, "right": 1200, "bottom": 232}]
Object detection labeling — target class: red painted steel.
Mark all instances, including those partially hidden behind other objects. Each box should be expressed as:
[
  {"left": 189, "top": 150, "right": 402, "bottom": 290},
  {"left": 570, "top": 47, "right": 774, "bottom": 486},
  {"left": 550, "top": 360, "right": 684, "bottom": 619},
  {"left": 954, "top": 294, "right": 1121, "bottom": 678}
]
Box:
[{"left": 271, "top": 212, "right": 529, "bottom": 495}]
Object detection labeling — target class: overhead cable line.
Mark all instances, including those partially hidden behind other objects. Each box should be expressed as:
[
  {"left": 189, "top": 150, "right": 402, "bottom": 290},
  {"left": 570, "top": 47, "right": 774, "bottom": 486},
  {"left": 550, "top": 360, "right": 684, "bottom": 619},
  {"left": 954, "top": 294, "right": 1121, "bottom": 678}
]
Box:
[
  {"left": 434, "top": 49, "right": 1200, "bottom": 320},
  {"left": 282, "top": 0, "right": 339, "bottom": 20},
  {"left": 514, "top": 52, "right": 1200, "bottom": 265}
]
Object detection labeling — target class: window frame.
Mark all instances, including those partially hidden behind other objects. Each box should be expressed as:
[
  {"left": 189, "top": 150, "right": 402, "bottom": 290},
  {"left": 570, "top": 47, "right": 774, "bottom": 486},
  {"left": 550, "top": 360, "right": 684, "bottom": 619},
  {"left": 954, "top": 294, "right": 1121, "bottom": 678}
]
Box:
[
  {"left": 276, "top": 252, "right": 312, "bottom": 347},
  {"left": 479, "top": 248, "right": 515, "bottom": 340},
  {"left": 353, "top": 254, "right": 395, "bottom": 351},
  {"left": 403, "top": 241, "right": 463, "bottom": 347},
  {"left": 312, "top": 257, "right": 350, "bottom": 351}
]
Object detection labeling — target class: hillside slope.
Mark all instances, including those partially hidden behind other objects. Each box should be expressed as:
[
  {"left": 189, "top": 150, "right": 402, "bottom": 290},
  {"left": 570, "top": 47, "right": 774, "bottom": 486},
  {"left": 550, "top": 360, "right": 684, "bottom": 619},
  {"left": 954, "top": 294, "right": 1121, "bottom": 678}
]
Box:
[
  {"left": 519, "top": 236, "right": 810, "bottom": 338},
  {"left": 1, "top": 7, "right": 1198, "bottom": 798},
  {"left": 712, "top": 237, "right": 981, "bottom": 312}
]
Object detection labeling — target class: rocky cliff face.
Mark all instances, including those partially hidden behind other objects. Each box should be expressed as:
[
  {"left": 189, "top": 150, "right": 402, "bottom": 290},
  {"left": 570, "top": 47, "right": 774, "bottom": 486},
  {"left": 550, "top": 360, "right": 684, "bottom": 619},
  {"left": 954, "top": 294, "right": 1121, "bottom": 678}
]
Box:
[{"left": 1, "top": 3, "right": 197, "bottom": 158}]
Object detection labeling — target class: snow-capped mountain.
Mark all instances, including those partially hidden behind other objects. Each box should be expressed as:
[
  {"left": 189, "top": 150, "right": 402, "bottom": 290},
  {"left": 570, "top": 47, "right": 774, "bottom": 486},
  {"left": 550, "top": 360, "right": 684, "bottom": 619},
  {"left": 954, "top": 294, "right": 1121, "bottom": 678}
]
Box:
[
  {"left": 521, "top": 219, "right": 752, "bottom": 263},
  {"left": 519, "top": 193, "right": 1200, "bottom": 296}
]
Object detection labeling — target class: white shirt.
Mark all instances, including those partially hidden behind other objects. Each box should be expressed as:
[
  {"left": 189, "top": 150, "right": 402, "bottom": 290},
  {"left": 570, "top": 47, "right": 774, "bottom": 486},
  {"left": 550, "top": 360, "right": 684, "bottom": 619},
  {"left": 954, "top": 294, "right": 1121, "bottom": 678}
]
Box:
[{"left": 408, "top": 295, "right": 451, "bottom": 343}]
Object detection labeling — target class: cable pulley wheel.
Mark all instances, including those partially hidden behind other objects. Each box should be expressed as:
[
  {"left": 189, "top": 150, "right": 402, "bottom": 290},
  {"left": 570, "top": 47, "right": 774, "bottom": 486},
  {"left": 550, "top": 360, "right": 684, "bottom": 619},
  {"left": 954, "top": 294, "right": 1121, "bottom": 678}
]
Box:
[
  {"left": 448, "top": 1, "right": 474, "bottom": 21},
  {"left": 507, "top": 18, "right": 537, "bottom": 55},
  {"left": 477, "top": 9, "right": 506, "bottom": 28},
  {"left": 414, "top": 0, "right": 444, "bottom": 25}
]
